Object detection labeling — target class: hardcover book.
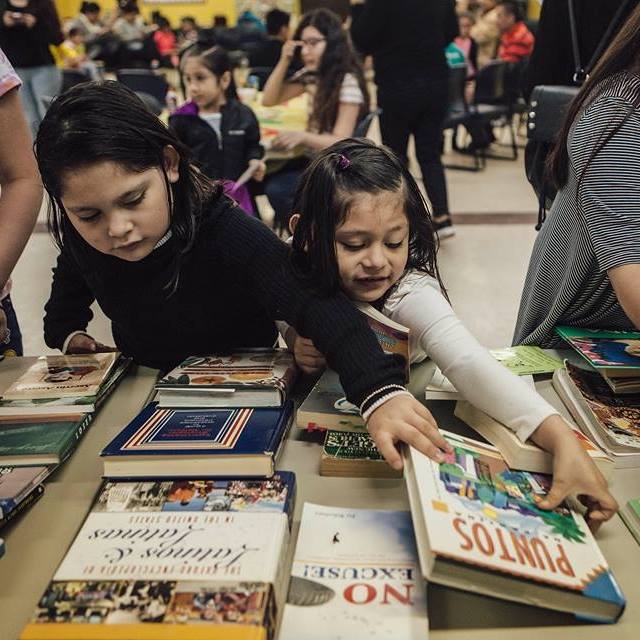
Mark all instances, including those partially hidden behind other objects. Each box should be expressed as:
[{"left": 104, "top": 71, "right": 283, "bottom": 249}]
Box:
[
  {"left": 552, "top": 363, "right": 640, "bottom": 467},
  {"left": 453, "top": 400, "right": 613, "bottom": 478},
  {"left": 0, "top": 414, "right": 93, "bottom": 466},
  {"left": 93, "top": 472, "right": 296, "bottom": 527},
  {"left": 0, "top": 465, "right": 50, "bottom": 519},
  {"left": 319, "top": 430, "right": 401, "bottom": 478},
  {"left": 21, "top": 510, "right": 290, "bottom": 640},
  {"left": 155, "top": 349, "right": 297, "bottom": 408},
  {"left": 555, "top": 326, "right": 640, "bottom": 376},
  {"left": 404, "top": 431, "right": 626, "bottom": 621},
  {"left": 101, "top": 402, "right": 294, "bottom": 478},
  {"left": 279, "top": 503, "right": 427, "bottom": 640}
]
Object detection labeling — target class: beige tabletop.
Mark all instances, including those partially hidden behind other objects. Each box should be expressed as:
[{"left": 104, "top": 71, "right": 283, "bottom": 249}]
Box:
[{"left": 0, "top": 356, "right": 638, "bottom": 640}]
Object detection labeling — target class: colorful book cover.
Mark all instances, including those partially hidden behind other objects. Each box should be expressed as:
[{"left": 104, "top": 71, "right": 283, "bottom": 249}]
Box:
[
  {"left": 102, "top": 402, "right": 294, "bottom": 459},
  {"left": 555, "top": 326, "right": 640, "bottom": 371},
  {"left": 0, "top": 465, "right": 50, "bottom": 519},
  {"left": 92, "top": 472, "right": 296, "bottom": 526},
  {"left": 296, "top": 370, "right": 365, "bottom": 432},
  {"left": 22, "top": 511, "right": 289, "bottom": 640},
  {"left": 279, "top": 504, "right": 427, "bottom": 640},
  {"left": 490, "top": 346, "right": 564, "bottom": 376},
  {"left": 156, "top": 349, "right": 297, "bottom": 393},
  {"left": 0, "top": 413, "right": 93, "bottom": 465},
  {"left": 565, "top": 363, "right": 640, "bottom": 449},
  {"left": 1, "top": 353, "right": 118, "bottom": 400},
  {"left": 406, "top": 432, "right": 625, "bottom": 619}
]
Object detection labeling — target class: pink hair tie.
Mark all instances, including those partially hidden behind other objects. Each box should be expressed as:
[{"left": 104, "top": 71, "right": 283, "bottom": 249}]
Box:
[{"left": 337, "top": 153, "right": 351, "bottom": 170}]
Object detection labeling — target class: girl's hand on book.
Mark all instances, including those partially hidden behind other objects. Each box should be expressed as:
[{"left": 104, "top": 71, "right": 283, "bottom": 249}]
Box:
[
  {"left": 367, "top": 395, "right": 453, "bottom": 471},
  {"left": 285, "top": 327, "right": 326, "bottom": 374},
  {"left": 533, "top": 417, "right": 618, "bottom": 531},
  {"left": 66, "top": 333, "right": 117, "bottom": 355}
]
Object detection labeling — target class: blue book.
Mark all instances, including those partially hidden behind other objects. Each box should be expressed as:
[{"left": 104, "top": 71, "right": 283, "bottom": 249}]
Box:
[{"left": 101, "top": 401, "right": 294, "bottom": 478}]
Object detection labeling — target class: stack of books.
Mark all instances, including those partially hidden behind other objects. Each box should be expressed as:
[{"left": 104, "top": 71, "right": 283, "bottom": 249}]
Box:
[
  {"left": 21, "top": 473, "right": 296, "bottom": 639},
  {"left": 0, "top": 354, "right": 130, "bottom": 529}
]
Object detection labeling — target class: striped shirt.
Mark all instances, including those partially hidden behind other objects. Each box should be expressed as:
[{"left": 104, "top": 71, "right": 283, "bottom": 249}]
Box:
[{"left": 514, "top": 71, "right": 640, "bottom": 348}]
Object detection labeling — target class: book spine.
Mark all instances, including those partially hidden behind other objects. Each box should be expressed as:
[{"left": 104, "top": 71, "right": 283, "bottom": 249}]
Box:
[
  {"left": 0, "top": 484, "right": 44, "bottom": 529},
  {"left": 59, "top": 412, "right": 94, "bottom": 465}
]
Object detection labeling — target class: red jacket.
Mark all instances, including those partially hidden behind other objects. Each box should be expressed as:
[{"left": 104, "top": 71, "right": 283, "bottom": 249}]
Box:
[{"left": 498, "top": 22, "right": 534, "bottom": 63}]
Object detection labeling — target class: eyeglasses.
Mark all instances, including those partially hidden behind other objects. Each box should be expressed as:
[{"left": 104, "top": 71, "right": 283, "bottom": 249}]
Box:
[{"left": 300, "top": 37, "right": 326, "bottom": 49}]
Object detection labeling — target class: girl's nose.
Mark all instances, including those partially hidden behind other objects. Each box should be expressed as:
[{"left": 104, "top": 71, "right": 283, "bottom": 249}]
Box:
[
  {"left": 362, "top": 244, "right": 386, "bottom": 269},
  {"left": 107, "top": 213, "right": 134, "bottom": 239}
]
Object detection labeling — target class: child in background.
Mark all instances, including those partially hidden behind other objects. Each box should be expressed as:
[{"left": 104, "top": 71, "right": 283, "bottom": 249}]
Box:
[
  {"left": 152, "top": 15, "right": 178, "bottom": 68},
  {"left": 51, "top": 27, "right": 101, "bottom": 80},
  {"left": 455, "top": 12, "right": 479, "bottom": 79},
  {"left": 285, "top": 138, "right": 617, "bottom": 528},
  {"left": 37, "top": 81, "right": 446, "bottom": 469},
  {"left": 170, "top": 45, "right": 265, "bottom": 215}
]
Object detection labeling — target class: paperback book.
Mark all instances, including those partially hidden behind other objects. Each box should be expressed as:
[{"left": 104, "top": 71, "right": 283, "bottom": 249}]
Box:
[
  {"left": 155, "top": 349, "right": 297, "bottom": 408},
  {"left": 279, "top": 503, "right": 427, "bottom": 640},
  {"left": 552, "top": 363, "right": 640, "bottom": 467},
  {"left": 453, "top": 400, "right": 613, "bottom": 478},
  {"left": 21, "top": 509, "right": 291, "bottom": 640},
  {"left": 489, "top": 346, "right": 564, "bottom": 376},
  {"left": 101, "top": 402, "right": 294, "bottom": 478},
  {"left": 319, "top": 430, "right": 401, "bottom": 478},
  {"left": 0, "top": 483, "right": 44, "bottom": 529},
  {"left": 619, "top": 499, "right": 640, "bottom": 546},
  {"left": 0, "top": 413, "right": 93, "bottom": 466},
  {"left": 0, "top": 465, "right": 50, "bottom": 519},
  {"left": 404, "top": 431, "right": 626, "bottom": 621}
]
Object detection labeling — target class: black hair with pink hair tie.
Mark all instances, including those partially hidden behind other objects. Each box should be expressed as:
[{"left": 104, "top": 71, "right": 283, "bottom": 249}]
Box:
[{"left": 337, "top": 153, "right": 351, "bottom": 171}]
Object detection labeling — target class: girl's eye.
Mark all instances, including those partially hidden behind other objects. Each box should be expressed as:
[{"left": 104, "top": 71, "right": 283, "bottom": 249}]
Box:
[
  {"left": 341, "top": 242, "right": 365, "bottom": 252},
  {"left": 78, "top": 211, "right": 101, "bottom": 222},
  {"left": 124, "top": 193, "right": 146, "bottom": 208},
  {"left": 386, "top": 241, "right": 404, "bottom": 249}
]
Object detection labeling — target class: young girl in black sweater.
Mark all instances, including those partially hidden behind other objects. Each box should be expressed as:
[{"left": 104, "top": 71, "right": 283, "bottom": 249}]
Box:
[{"left": 37, "top": 81, "right": 448, "bottom": 469}]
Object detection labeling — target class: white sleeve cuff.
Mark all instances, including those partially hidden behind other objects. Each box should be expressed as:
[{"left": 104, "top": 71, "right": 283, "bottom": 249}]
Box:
[
  {"left": 514, "top": 409, "right": 560, "bottom": 444},
  {"left": 62, "top": 330, "right": 90, "bottom": 354}
]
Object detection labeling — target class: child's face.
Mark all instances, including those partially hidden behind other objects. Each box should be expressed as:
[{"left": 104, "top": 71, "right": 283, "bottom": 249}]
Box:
[
  {"left": 459, "top": 17, "right": 473, "bottom": 38},
  {"left": 334, "top": 190, "right": 409, "bottom": 303},
  {"left": 60, "top": 152, "right": 179, "bottom": 262},
  {"left": 183, "top": 57, "right": 228, "bottom": 111},
  {"left": 300, "top": 26, "right": 327, "bottom": 71}
]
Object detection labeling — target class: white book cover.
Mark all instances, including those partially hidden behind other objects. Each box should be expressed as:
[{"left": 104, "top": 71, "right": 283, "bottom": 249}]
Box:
[
  {"left": 54, "top": 510, "right": 288, "bottom": 584},
  {"left": 279, "top": 503, "right": 427, "bottom": 640}
]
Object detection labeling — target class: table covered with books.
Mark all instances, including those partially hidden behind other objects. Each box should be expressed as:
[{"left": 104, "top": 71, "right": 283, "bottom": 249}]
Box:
[{"left": 0, "top": 353, "right": 639, "bottom": 640}]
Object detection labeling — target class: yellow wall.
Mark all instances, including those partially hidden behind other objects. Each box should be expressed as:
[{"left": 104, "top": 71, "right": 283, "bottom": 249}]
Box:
[{"left": 54, "top": 1, "right": 238, "bottom": 28}]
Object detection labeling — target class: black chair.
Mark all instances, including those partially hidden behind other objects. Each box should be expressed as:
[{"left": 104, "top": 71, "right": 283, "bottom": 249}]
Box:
[
  {"left": 116, "top": 69, "right": 169, "bottom": 106},
  {"left": 61, "top": 68, "right": 91, "bottom": 93},
  {"left": 354, "top": 108, "right": 382, "bottom": 138}
]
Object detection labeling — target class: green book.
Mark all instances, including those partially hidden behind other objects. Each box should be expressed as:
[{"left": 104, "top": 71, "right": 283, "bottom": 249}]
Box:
[
  {"left": 0, "top": 413, "right": 93, "bottom": 466},
  {"left": 490, "top": 346, "right": 564, "bottom": 376},
  {"left": 620, "top": 498, "right": 640, "bottom": 545},
  {"left": 320, "top": 430, "right": 400, "bottom": 478}
]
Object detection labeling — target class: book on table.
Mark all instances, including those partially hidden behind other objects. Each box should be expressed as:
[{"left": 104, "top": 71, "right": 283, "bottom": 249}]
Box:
[
  {"left": 555, "top": 326, "right": 640, "bottom": 392},
  {"left": 21, "top": 478, "right": 294, "bottom": 640},
  {"left": 489, "top": 346, "right": 564, "bottom": 376},
  {"left": 319, "top": 430, "right": 401, "bottom": 478},
  {"left": 155, "top": 349, "right": 297, "bottom": 409},
  {"left": 619, "top": 499, "right": 640, "bottom": 546},
  {"left": 0, "top": 413, "right": 93, "bottom": 466},
  {"left": 403, "top": 430, "right": 625, "bottom": 621},
  {"left": 453, "top": 400, "right": 613, "bottom": 478},
  {"left": 552, "top": 362, "right": 640, "bottom": 467},
  {"left": 0, "top": 483, "right": 44, "bottom": 529},
  {"left": 0, "top": 354, "right": 130, "bottom": 418},
  {"left": 0, "top": 465, "right": 50, "bottom": 521},
  {"left": 101, "top": 401, "right": 294, "bottom": 478},
  {"left": 425, "top": 368, "right": 534, "bottom": 401},
  {"left": 279, "top": 503, "right": 428, "bottom": 640}
]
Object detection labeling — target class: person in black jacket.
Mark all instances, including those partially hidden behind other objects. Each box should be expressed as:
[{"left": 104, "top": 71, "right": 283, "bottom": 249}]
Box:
[
  {"left": 36, "top": 80, "right": 451, "bottom": 471},
  {"left": 350, "top": 0, "right": 458, "bottom": 238},
  {"left": 169, "top": 45, "right": 265, "bottom": 214}
]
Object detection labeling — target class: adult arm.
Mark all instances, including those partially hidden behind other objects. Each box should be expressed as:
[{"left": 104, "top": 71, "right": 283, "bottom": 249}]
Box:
[
  {"left": 43, "top": 246, "right": 96, "bottom": 351},
  {"left": 287, "top": 102, "right": 361, "bottom": 151},
  {"left": 607, "top": 264, "right": 640, "bottom": 328},
  {"left": 261, "top": 41, "right": 305, "bottom": 106},
  {"left": 0, "top": 86, "right": 42, "bottom": 289},
  {"left": 349, "top": 0, "right": 386, "bottom": 55}
]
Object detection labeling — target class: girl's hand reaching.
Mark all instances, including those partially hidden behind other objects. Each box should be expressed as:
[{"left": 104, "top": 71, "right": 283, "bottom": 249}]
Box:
[
  {"left": 248, "top": 159, "right": 266, "bottom": 182},
  {"left": 532, "top": 415, "right": 618, "bottom": 531},
  {"left": 367, "top": 395, "right": 453, "bottom": 471},
  {"left": 66, "top": 333, "right": 117, "bottom": 355}
]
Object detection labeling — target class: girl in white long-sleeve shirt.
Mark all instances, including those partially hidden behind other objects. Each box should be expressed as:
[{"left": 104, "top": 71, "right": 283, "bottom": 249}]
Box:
[{"left": 285, "top": 138, "right": 618, "bottom": 530}]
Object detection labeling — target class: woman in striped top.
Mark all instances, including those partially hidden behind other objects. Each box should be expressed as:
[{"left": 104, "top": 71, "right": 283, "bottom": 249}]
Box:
[{"left": 514, "top": 5, "right": 640, "bottom": 348}]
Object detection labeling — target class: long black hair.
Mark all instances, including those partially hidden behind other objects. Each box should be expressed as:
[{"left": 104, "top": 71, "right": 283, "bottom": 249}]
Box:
[
  {"left": 548, "top": 4, "right": 640, "bottom": 190},
  {"left": 293, "top": 9, "right": 369, "bottom": 133},
  {"left": 35, "top": 81, "right": 219, "bottom": 293},
  {"left": 180, "top": 44, "right": 239, "bottom": 101},
  {"left": 291, "top": 138, "right": 445, "bottom": 300}
]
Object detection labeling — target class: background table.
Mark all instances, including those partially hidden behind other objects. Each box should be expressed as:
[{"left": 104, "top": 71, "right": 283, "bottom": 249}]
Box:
[{"left": 0, "top": 356, "right": 638, "bottom": 640}]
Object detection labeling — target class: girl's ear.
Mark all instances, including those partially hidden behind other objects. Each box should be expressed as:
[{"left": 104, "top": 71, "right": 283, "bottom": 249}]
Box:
[
  {"left": 163, "top": 146, "right": 180, "bottom": 183},
  {"left": 289, "top": 213, "right": 300, "bottom": 236},
  {"left": 221, "top": 70, "right": 232, "bottom": 91}
]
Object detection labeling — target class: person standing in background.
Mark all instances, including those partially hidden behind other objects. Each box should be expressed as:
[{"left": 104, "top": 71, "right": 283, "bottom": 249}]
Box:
[
  {"left": 0, "top": 47, "right": 43, "bottom": 355},
  {"left": 0, "top": 0, "right": 63, "bottom": 134},
  {"left": 350, "top": 0, "right": 458, "bottom": 238},
  {"left": 248, "top": 8, "right": 290, "bottom": 69}
]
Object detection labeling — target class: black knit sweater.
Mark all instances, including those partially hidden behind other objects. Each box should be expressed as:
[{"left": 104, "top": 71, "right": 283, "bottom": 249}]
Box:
[{"left": 43, "top": 196, "right": 405, "bottom": 410}]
